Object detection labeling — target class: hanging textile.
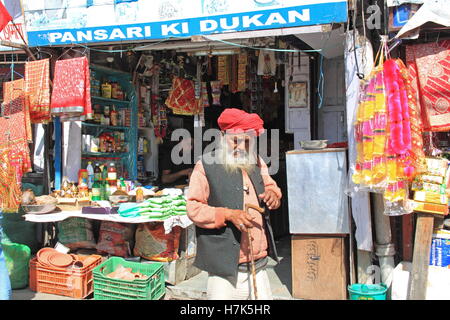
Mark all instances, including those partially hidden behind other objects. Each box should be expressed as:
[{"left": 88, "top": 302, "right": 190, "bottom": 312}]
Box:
[
  {"left": 210, "top": 80, "right": 221, "bottom": 105},
  {"left": 50, "top": 56, "right": 92, "bottom": 121},
  {"left": 217, "top": 55, "right": 230, "bottom": 86},
  {"left": 237, "top": 53, "right": 248, "bottom": 92},
  {"left": 165, "top": 76, "right": 201, "bottom": 115},
  {"left": 0, "top": 79, "right": 32, "bottom": 212},
  {"left": 151, "top": 94, "right": 167, "bottom": 138},
  {"left": 230, "top": 54, "right": 238, "bottom": 93},
  {"left": 25, "top": 58, "right": 51, "bottom": 123},
  {"left": 344, "top": 31, "right": 374, "bottom": 251},
  {"left": 406, "top": 40, "right": 450, "bottom": 131}
]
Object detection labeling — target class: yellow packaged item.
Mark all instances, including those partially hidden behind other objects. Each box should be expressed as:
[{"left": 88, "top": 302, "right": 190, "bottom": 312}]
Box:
[
  {"left": 410, "top": 201, "right": 449, "bottom": 216},
  {"left": 425, "top": 158, "right": 448, "bottom": 177},
  {"left": 414, "top": 191, "right": 448, "bottom": 205}
]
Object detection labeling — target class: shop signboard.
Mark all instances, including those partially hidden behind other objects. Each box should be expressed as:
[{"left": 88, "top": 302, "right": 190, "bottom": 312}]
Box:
[
  {"left": 23, "top": 0, "right": 348, "bottom": 47},
  {"left": 0, "top": 0, "right": 27, "bottom": 51}
]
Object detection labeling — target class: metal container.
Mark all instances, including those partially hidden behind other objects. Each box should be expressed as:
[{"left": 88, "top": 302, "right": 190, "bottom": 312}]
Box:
[{"left": 286, "top": 148, "right": 350, "bottom": 234}]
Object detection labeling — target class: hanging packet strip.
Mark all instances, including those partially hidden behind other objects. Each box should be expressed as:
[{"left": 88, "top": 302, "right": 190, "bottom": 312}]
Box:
[{"left": 50, "top": 56, "right": 92, "bottom": 120}]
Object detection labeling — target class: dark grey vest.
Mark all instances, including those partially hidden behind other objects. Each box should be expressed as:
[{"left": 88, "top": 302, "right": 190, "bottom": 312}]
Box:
[{"left": 193, "top": 158, "right": 279, "bottom": 286}]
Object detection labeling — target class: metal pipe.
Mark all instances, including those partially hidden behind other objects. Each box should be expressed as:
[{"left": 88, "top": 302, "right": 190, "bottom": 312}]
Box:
[{"left": 372, "top": 193, "right": 396, "bottom": 291}]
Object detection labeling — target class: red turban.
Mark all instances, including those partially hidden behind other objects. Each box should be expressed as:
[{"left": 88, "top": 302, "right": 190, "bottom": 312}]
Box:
[{"left": 217, "top": 108, "right": 265, "bottom": 136}]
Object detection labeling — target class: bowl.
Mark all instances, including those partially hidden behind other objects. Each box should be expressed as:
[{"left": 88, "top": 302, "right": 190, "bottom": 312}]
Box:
[
  {"left": 22, "top": 204, "right": 56, "bottom": 214},
  {"left": 300, "top": 140, "right": 328, "bottom": 150},
  {"left": 109, "top": 195, "right": 130, "bottom": 204}
]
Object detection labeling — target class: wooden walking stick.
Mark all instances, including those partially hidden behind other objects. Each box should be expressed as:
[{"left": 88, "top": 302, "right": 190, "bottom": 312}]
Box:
[{"left": 244, "top": 203, "right": 265, "bottom": 300}]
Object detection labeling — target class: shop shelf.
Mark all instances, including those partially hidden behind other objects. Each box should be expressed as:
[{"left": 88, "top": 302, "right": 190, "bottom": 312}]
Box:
[
  {"left": 93, "top": 257, "right": 165, "bottom": 300},
  {"left": 81, "top": 122, "right": 130, "bottom": 131},
  {"left": 91, "top": 96, "right": 131, "bottom": 105},
  {"left": 29, "top": 255, "right": 102, "bottom": 299}
]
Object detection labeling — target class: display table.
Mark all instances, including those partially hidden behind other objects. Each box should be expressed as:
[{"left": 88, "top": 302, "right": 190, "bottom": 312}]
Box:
[{"left": 24, "top": 211, "right": 193, "bottom": 234}]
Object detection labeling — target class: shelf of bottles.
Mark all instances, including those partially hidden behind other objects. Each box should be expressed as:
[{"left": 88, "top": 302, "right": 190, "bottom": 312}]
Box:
[{"left": 81, "top": 64, "right": 138, "bottom": 181}]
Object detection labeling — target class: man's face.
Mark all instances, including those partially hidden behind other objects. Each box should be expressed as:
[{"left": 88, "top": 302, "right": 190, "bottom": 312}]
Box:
[{"left": 225, "top": 134, "right": 252, "bottom": 158}]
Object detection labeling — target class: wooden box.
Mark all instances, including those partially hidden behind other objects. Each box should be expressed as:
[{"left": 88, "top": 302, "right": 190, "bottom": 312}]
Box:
[{"left": 292, "top": 235, "right": 348, "bottom": 300}]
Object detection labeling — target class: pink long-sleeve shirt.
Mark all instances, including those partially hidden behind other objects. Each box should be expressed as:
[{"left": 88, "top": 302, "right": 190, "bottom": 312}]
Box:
[{"left": 186, "top": 158, "right": 282, "bottom": 264}]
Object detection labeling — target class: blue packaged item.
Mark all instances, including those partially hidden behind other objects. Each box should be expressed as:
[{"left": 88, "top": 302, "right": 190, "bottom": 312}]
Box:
[{"left": 430, "top": 233, "right": 450, "bottom": 267}]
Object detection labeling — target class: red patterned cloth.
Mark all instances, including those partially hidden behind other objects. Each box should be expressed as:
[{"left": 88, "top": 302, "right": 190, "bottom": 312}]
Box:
[
  {"left": 50, "top": 56, "right": 92, "bottom": 120},
  {"left": 25, "top": 58, "right": 51, "bottom": 123},
  {"left": 0, "top": 79, "right": 32, "bottom": 212},
  {"left": 406, "top": 40, "right": 450, "bottom": 131},
  {"left": 165, "top": 76, "right": 201, "bottom": 115}
]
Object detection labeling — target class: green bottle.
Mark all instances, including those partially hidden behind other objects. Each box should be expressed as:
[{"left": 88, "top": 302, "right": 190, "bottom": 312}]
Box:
[
  {"left": 102, "top": 164, "right": 108, "bottom": 181},
  {"left": 100, "top": 181, "right": 107, "bottom": 200},
  {"left": 91, "top": 180, "right": 101, "bottom": 201},
  {"left": 119, "top": 177, "right": 126, "bottom": 192}
]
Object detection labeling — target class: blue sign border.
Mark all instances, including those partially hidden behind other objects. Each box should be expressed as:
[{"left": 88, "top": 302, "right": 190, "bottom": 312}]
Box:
[{"left": 27, "top": 2, "right": 348, "bottom": 47}]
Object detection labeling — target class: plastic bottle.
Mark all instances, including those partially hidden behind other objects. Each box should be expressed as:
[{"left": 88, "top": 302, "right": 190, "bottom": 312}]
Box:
[
  {"left": 119, "top": 177, "right": 127, "bottom": 192},
  {"left": 108, "top": 163, "right": 117, "bottom": 182},
  {"left": 102, "top": 163, "right": 108, "bottom": 181},
  {"left": 86, "top": 162, "right": 94, "bottom": 189},
  {"left": 94, "top": 163, "right": 102, "bottom": 182},
  {"left": 136, "top": 185, "right": 144, "bottom": 203},
  {"left": 91, "top": 180, "right": 102, "bottom": 201}
]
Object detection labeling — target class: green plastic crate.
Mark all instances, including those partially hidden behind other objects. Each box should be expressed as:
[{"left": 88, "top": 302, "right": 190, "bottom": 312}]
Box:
[{"left": 93, "top": 257, "right": 165, "bottom": 300}]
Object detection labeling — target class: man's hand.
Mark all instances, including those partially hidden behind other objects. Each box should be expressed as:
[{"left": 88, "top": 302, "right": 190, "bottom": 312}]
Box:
[
  {"left": 258, "top": 190, "right": 280, "bottom": 210},
  {"left": 224, "top": 209, "right": 254, "bottom": 232},
  {"left": 179, "top": 168, "right": 193, "bottom": 178}
]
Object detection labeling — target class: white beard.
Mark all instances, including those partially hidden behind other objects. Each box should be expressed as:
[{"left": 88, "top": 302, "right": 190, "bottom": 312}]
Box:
[{"left": 218, "top": 138, "right": 258, "bottom": 173}]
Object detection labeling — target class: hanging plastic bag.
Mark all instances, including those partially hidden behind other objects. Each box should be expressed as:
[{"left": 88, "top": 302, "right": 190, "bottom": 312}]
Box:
[
  {"left": 1, "top": 241, "right": 30, "bottom": 289},
  {"left": 0, "top": 211, "right": 11, "bottom": 300}
]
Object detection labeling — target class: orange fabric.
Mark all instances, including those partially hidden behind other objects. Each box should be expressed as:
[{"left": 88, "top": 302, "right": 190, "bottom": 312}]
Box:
[
  {"left": 0, "top": 79, "right": 32, "bottom": 212},
  {"left": 186, "top": 159, "right": 281, "bottom": 264},
  {"left": 25, "top": 58, "right": 51, "bottom": 123}
]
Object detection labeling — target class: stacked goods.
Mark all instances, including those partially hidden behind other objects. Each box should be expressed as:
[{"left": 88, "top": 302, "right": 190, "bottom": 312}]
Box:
[
  {"left": 410, "top": 158, "right": 449, "bottom": 216},
  {"left": 30, "top": 248, "right": 102, "bottom": 299},
  {"left": 118, "top": 195, "right": 187, "bottom": 219}
]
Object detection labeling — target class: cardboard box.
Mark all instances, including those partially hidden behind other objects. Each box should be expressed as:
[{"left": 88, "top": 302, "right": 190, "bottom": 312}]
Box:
[{"left": 291, "top": 235, "right": 348, "bottom": 300}]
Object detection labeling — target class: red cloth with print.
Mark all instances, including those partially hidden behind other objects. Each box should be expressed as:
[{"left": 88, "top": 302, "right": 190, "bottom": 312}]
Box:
[
  {"left": 165, "top": 76, "right": 201, "bottom": 115},
  {"left": 50, "top": 56, "right": 92, "bottom": 119},
  {"left": 406, "top": 40, "right": 450, "bottom": 131}
]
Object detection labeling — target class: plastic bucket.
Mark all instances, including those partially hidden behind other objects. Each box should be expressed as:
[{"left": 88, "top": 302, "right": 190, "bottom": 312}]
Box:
[{"left": 348, "top": 283, "right": 388, "bottom": 300}]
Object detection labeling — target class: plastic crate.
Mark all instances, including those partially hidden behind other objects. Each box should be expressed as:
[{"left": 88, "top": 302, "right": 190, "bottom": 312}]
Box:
[
  {"left": 29, "top": 255, "right": 102, "bottom": 299},
  {"left": 93, "top": 257, "right": 165, "bottom": 300}
]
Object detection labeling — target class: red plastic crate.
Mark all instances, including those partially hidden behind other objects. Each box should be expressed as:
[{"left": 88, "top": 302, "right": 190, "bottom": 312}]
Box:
[{"left": 29, "top": 255, "right": 102, "bottom": 299}]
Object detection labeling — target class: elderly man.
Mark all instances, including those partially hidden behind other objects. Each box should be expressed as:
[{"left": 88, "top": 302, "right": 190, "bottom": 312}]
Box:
[{"left": 186, "top": 108, "right": 282, "bottom": 300}]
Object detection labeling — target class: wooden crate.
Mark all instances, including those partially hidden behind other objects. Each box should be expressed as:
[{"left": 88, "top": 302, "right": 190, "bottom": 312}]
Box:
[{"left": 292, "top": 235, "right": 348, "bottom": 300}]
